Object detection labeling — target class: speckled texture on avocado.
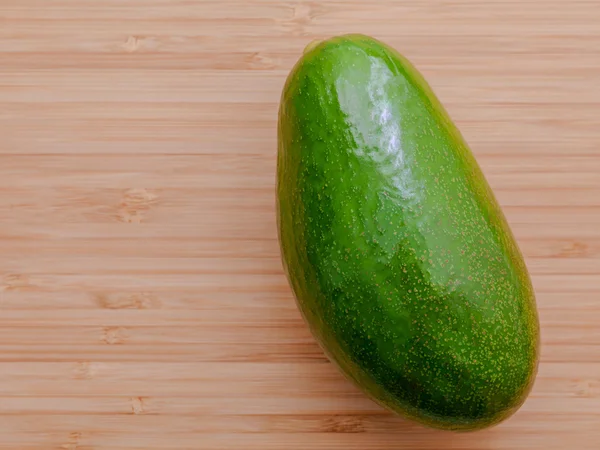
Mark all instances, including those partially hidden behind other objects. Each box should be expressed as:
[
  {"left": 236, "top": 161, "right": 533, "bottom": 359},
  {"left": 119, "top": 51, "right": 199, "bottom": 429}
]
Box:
[{"left": 277, "top": 34, "right": 539, "bottom": 431}]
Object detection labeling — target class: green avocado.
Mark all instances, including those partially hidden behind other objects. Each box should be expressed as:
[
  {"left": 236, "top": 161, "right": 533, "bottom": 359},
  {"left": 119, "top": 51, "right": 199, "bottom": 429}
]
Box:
[{"left": 276, "top": 34, "right": 540, "bottom": 431}]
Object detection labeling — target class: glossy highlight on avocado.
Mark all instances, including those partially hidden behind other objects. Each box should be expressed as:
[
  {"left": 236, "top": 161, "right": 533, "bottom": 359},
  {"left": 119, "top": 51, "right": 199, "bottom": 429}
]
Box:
[{"left": 276, "top": 34, "right": 540, "bottom": 431}]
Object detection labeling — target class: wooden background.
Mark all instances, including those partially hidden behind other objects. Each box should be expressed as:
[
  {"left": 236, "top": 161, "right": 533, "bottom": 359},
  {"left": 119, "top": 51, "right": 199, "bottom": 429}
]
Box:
[{"left": 1, "top": 1, "right": 599, "bottom": 448}]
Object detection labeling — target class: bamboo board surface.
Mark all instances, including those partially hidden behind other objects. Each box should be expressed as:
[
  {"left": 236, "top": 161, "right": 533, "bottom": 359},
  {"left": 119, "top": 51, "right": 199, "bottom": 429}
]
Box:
[{"left": 1, "top": 1, "right": 599, "bottom": 449}]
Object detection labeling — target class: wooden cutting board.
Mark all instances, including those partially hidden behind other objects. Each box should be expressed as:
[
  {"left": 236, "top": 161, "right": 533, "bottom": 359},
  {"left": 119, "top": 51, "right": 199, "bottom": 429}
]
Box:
[{"left": 1, "top": 1, "right": 599, "bottom": 448}]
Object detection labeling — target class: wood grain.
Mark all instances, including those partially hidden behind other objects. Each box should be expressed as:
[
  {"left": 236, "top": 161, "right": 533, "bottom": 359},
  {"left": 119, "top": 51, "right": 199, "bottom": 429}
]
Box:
[{"left": 1, "top": 0, "right": 599, "bottom": 448}]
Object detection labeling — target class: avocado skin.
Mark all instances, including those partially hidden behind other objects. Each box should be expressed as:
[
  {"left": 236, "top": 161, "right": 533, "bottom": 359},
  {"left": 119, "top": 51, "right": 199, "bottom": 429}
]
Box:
[{"left": 277, "top": 34, "right": 539, "bottom": 431}]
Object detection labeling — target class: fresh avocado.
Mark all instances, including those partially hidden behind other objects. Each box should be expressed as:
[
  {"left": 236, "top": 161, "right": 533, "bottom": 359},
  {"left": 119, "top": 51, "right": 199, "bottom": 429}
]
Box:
[{"left": 276, "top": 34, "right": 539, "bottom": 431}]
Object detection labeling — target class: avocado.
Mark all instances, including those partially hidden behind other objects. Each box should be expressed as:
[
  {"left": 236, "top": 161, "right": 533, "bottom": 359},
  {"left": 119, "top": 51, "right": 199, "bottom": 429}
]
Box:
[{"left": 276, "top": 34, "right": 539, "bottom": 431}]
